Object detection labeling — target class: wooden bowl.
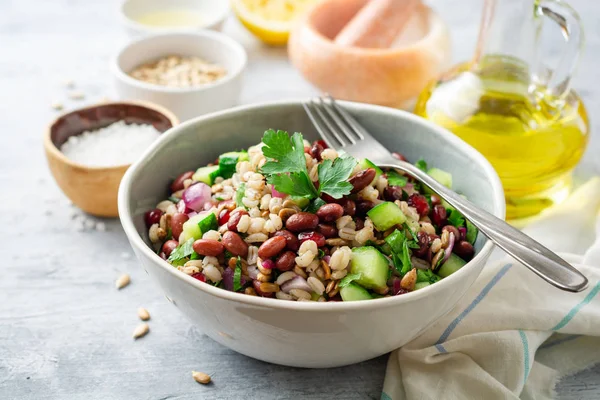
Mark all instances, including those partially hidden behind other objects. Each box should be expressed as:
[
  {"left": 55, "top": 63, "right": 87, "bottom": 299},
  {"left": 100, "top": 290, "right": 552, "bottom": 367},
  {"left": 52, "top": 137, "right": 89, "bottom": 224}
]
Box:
[
  {"left": 288, "top": 0, "right": 452, "bottom": 109},
  {"left": 44, "top": 101, "right": 179, "bottom": 217}
]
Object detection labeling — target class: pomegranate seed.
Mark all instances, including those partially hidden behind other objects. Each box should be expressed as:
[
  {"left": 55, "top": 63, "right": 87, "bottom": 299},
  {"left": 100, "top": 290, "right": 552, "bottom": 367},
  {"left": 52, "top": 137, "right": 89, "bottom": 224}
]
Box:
[
  {"left": 144, "top": 208, "right": 163, "bottom": 227},
  {"left": 304, "top": 146, "right": 311, "bottom": 154},
  {"left": 408, "top": 193, "right": 430, "bottom": 217},
  {"left": 191, "top": 273, "right": 206, "bottom": 282},
  {"left": 218, "top": 209, "right": 231, "bottom": 225},
  {"left": 458, "top": 226, "right": 467, "bottom": 241},
  {"left": 431, "top": 204, "right": 447, "bottom": 227},
  {"left": 298, "top": 231, "right": 326, "bottom": 247},
  {"left": 261, "top": 259, "right": 275, "bottom": 270},
  {"left": 315, "top": 139, "right": 328, "bottom": 149}
]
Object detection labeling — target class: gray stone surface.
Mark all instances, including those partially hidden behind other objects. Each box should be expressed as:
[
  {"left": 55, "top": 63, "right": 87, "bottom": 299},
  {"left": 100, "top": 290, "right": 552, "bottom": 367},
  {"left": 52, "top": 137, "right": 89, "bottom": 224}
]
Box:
[{"left": 0, "top": 0, "right": 598, "bottom": 398}]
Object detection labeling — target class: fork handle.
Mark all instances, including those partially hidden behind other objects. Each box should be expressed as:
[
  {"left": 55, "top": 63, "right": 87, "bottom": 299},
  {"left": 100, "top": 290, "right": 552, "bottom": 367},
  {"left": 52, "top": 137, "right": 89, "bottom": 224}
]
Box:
[{"left": 379, "top": 161, "right": 589, "bottom": 293}]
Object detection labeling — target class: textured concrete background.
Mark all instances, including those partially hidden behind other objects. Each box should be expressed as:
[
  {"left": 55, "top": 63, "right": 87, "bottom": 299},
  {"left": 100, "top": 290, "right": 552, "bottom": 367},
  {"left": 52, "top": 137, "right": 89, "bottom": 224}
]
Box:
[{"left": 1, "top": 0, "right": 598, "bottom": 398}]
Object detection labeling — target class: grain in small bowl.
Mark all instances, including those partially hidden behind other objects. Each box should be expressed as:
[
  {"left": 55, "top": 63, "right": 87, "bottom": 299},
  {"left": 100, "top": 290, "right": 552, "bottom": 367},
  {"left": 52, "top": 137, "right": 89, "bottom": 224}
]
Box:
[
  {"left": 120, "top": 0, "right": 230, "bottom": 36},
  {"left": 111, "top": 31, "right": 247, "bottom": 122},
  {"left": 44, "top": 101, "right": 178, "bottom": 217}
]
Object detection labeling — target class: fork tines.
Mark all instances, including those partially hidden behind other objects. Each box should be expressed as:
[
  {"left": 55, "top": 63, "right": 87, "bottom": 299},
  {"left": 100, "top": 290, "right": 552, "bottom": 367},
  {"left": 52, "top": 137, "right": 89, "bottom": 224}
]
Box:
[{"left": 303, "top": 96, "right": 365, "bottom": 149}]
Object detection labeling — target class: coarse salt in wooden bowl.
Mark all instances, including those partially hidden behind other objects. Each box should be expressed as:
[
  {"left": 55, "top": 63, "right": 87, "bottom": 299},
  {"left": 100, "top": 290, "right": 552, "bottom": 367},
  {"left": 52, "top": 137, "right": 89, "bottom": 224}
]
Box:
[{"left": 44, "top": 101, "right": 179, "bottom": 217}]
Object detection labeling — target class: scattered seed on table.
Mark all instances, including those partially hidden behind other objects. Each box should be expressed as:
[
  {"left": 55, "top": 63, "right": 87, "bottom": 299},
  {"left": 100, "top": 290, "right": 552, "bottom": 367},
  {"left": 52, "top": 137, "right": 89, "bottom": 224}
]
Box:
[
  {"left": 133, "top": 323, "right": 149, "bottom": 339},
  {"left": 138, "top": 307, "right": 150, "bottom": 321},
  {"left": 115, "top": 274, "right": 130, "bottom": 289},
  {"left": 192, "top": 371, "right": 211, "bottom": 384},
  {"left": 51, "top": 101, "right": 63, "bottom": 110},
  {"left": 68, "top": 91, "right": 85, "bottom": 100}
]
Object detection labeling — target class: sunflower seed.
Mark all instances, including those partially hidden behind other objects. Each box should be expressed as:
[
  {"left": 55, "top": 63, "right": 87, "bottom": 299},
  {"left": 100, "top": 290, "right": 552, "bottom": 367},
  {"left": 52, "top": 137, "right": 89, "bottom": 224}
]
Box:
[
  {"left": 137, "top": 307, "right": 150, "bottom": 321},
  {"left": 115, "top": 274, "right": 130, "bottom": 289},
  {"left": 132, "top": 323, "right": 149, "bottom": 339},
  {"left": 192, "top": 371, "right": 211, "bottom": 384}
]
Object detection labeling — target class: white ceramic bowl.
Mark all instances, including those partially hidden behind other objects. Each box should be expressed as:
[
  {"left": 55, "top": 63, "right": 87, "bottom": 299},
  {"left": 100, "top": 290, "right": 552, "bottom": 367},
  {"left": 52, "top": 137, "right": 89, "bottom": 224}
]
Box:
[
  {"left": 120, "top": 0, "right": 230, "bottom": 36},
  {"left": 111, "top": 31, "right": 247, "bottom": 122},
  {"left": 119, "top": 100, "right": 505, "bottom": 368}
]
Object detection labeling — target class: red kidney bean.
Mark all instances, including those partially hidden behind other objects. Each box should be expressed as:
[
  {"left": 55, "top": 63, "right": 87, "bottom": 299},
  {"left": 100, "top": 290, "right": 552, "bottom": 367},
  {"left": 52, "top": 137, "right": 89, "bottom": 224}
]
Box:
[
  {"left": 316, "top": 203, "right": 344, "bottom": 222},
  {"left": 310, "top": 142, "right": 324, "bottom": 161},
  {"left": 285, "top": 212, "right": 319, "bottom": 232},
  {"left": 298, "top": 231, "right": 326, "bottom": 247},
  {"left": 408, "top": 193, "right": 430, "bottom": 217},
  {"left": 355, "top": 218, "right": 365, "bottom": 231},
  {"left": 253, "top": 280, "right": 274, "bottom": 297},
  {"left": 383, "top": 186, "right": 403, "bottom": 202},
  {"left": 454, "top": 241, "right": 475, "bottom": 261},
  {"left": 273, "top": 230, "right": 300, "bottom": 251},
  {"left": 431, "top": 204, "right": 447, "bottom": 227},
  {"left": 227, "top": 210, "right": 248, "bottom": 232},
  {"left": 317, "top": 223, "right": 337, "bottom": 238},
  {"left": 144, "top": 208, "right": 163, "bottom": 227},
  {"left": 412, "top": 231, "right": 430, "bottom": 257},
  {"left": 193, "top": 239, "right": 225, "bottom": 257},
  {"left": 275, "top": 251, "right": 296, "bottom": 271},
  {"left": 428, "top": 233, "right": 440, "bottom": 242},
  {"left": 349, "top": 168, "right": 376, "bottom": 193},
  {"left": 170, "top": 171, "right": 194, "bottom": 192},
  {"left": 392, "top": 152, "right": 408, "bottom": 161},
  {"left": 258, "top": 236, "right": 287, "bottom": 259},
  {"left": 162, "top": 240, "right": 179, "bottom": 257},
  {"left": 442, "top": 225, "right": 460, "bottom": 240},
  {"left": 170, "top": 213, "right": 189, "bottom": 240},
  {"left": 340, "top": 198, "right": 356, "bottom": 216},
  {"left": 222, "top": 231, "right": 249, "bottom": 257},
  {"left": 320, "top": 193, "right": 339, "bottom": 204},
  {"left": 356, "top": 200, "right": 375, "bottom": 216}
]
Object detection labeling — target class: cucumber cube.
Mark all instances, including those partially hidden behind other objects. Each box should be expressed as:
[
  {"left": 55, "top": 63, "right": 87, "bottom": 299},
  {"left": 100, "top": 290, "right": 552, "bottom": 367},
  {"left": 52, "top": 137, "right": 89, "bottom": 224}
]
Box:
[
  {"left": 192, "top": 165, "right": 220, "bottom": 185},
  {"left": 437, "top": 253, "right": 467, "bottom": 278},
  {"left": 350, "top": 246, "right": 389, "bottom": 290},
  {"left": 340, "top": 283, "right": 373, "bottom": 301},
  {"left": 367, "top": 202, "right": 406, "bottom": 231}
]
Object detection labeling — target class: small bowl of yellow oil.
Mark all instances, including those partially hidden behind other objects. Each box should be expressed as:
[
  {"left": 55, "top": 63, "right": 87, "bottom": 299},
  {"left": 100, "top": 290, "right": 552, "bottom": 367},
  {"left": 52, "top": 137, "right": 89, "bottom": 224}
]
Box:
[
  {"left": 415, "top": 55, "right": 590, "bottom": 221},
  {"left": 120, "top": 0, "right": 230, "bottom": 36}
]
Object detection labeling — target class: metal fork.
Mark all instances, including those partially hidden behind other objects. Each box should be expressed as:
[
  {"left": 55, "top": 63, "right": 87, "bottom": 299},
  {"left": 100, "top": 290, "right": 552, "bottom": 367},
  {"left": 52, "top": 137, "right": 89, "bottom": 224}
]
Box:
[{"left": 303, "top": 96, "right": 588, "bottom": 293}]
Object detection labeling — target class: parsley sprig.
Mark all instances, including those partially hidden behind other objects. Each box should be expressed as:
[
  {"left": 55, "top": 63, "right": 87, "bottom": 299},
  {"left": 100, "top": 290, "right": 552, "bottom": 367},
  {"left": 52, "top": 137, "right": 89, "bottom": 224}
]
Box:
[{"left": 260, "top": 130, "right": 357, "bottom": 199}]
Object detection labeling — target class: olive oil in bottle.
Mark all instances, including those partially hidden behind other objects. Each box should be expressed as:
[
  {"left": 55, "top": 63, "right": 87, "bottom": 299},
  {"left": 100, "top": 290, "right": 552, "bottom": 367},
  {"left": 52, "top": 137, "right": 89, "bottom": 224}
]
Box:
[{"left": 415, "top": 56, "right": 589, "bottom": 221}]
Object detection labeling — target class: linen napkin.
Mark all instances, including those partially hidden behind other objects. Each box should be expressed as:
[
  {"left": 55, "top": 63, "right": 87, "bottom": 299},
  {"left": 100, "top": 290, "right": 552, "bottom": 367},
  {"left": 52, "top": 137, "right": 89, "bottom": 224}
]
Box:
[{"left": 381, "top": 178, "right": 600, "bottom": 400}]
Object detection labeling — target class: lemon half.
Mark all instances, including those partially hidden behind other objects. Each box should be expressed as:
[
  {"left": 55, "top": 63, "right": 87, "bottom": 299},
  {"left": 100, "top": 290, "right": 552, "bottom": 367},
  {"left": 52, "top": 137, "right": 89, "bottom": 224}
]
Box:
[{"left": 232, "top": 0, "right": 319, "bottom": 45}]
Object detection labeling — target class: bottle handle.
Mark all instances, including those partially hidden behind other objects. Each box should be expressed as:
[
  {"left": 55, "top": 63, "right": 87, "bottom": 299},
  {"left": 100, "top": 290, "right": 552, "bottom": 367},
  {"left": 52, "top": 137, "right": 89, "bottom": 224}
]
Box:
[{"left": 536, "top": 0, "right": 584, "bottom": 99}]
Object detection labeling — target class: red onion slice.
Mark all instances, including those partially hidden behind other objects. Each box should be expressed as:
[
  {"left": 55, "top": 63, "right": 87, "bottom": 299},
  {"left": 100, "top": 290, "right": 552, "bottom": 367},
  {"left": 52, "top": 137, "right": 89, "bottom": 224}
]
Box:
[
  {"left": 281, "top": 276, "right": 312, "bottom": 293},
  {"left": 247, "top": 265, "right": 259, "bottom": 280},
  {"left": 442, "top": 232, "right": 456, "bottom": 263},
  {"left": 403, "top": 183, "right": 416, "bottom": 196},
  {"left": 182, "top": 182, "right": 212, "bottom": 212},
  {"left": 272, "top": 186, "right": 286, "bottom": 199}
]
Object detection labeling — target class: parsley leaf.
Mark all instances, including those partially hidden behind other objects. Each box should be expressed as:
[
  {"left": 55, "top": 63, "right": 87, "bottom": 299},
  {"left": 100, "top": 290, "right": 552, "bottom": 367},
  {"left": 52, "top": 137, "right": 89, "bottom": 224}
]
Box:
[
  {"left": 168, "top": 196, "right": 180, "bottom": 203},
  {"left": 233, "top": 257, "right": 243, "bottom": 292},
  {"left": 417, "top": 269, "right": 441, "bottom": 284},
  {"left": 267, "top": 171, "right": 318, "bottom": 199},
  {"left": 317, "top": 154, "right": 357, "bottom": 199},
  {"left": 387, "top": 170, "right": 408, "bottom": 187},
  {"left": 466, "top": 219, "right": 478, "bottom": 244},
  {"left": 447, "top": 209, "right": 465, "bottom": 227},
  {"left": 305, "top": 197, "right": 326, "bottom": 214},
  {"left": 385, "top": 229, "right": 413, "bottom": 275},
  {"left": 415, "top": 158, "right": 428, "bottom": 172},
  {"left": 338, "top": 273, "right": 362, "bottom": 288},
  {"left": 235, "top": 183, "right": 246, "bottom": 209},
  {"left": 167, "top": 238, "right": 194, "bottom": 262},
  {"left": 261, "top": 130, "right": 308, "bottom": 175}
]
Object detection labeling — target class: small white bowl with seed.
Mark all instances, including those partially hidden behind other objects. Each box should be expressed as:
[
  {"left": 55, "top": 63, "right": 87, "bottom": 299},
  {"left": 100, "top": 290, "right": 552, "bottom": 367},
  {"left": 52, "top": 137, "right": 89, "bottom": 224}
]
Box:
[{"left": 111, "top": 31, "right": 247, "bottom": 121}]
